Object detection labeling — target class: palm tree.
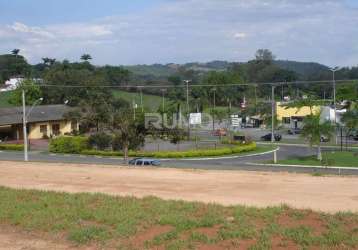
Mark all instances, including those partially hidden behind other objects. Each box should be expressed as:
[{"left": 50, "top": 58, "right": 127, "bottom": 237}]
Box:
[
  {"left": 11, "top": 49, "right": 20, "bottom": 56},
  {"left": 42, "top": 57, "right": 50, "bottom": 65},
  {"left": 301, "top": 112, "right": 334, "bottom": 161},
  {"left": 42, "top": 57, "right": 56, "bottom": 66},
  {"left": 80, "top": 54, "right": 92, "bottom": 62}
]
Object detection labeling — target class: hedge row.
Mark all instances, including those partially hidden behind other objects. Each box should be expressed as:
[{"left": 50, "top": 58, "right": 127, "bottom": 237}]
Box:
[
  {"left": 81, "top": 142, "right": 257, "bottom": 159},
  {"left": 49, "top": 136, "right": 257, "bottom": 158},
  {"left": 0, "top": 144, "right": 24, "bottom": 151},
  {"left": 49, "top": 136, "right": 89, "bottom": 154}
]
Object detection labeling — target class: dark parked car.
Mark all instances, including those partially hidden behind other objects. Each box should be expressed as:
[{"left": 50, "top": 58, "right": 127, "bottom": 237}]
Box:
[
  {"left": 261, "top": 133, "right": 282, "bottom": 142},
  {"left": 320, "top": 136, "right": 330, "bottom": 143},
  {"left": 129, "top": 158, "right": 161, "bottom": 166}
]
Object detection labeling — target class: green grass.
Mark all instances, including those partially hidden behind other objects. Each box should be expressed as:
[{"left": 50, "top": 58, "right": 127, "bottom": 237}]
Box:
[
  {"left": 0, "top": 187, "right": 358, "bottom": 249},
  {"left": 113, "top": 90, "right": 166, "bottom": 111},
  {"left": 278, "top": 151, "right": 358, "bottom": 167},
  {"left": 0, "top": 91, "right": 14, "bottom": 107}
]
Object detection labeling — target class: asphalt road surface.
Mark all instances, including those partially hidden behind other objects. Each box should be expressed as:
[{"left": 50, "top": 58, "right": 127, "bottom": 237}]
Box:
[{"left": 1, "top": 144, "right": 357, "bottom": 175}]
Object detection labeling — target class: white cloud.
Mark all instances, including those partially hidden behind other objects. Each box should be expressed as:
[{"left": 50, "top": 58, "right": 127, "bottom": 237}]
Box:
[
  {"left": 10, "top": 22, "right": 55, "bottom": 39},
  {"left": 234, "top": 33, "right": 247, "bottom": 39},
  {"left": 0, "top": 0, "right": 357, "bottom": 66}
]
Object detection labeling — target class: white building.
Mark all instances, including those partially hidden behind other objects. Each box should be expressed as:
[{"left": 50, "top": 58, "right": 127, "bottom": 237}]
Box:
[
  {"left": 0, "top": 77, "right": 24, "bottom": 92},
  {"left": 320, "top": 106, "right": 347, "bottom": 124}
]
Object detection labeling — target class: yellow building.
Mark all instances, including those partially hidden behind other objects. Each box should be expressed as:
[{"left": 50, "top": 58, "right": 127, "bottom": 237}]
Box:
[
  {"left": 276, "top": 102, "right": 321, "bottom": 129},
  {"left": 0, "top": 105, "right": 78, "bottom": 141}
]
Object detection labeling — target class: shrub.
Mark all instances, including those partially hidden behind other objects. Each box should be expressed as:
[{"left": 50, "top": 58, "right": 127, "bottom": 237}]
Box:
[
  {"left": 88, "top": 133, "right": 113, "bottom": 150},
  {"left": 0, "top": 144, "right": 24, "bottom": 151},
  {"left": 49, "top": 136, "right": 89, "bottom": 154}
]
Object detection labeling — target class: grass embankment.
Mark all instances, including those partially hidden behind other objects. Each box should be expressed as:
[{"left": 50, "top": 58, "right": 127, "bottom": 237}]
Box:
[
  {"left": 278, "top": 151, "right": 358, "bottom": 167},
  {"left": 113, "top": 90, "right": 165, "bottom": 111},
  {"left": 0, "top": 187, "right": 357, "bottom": 249}
]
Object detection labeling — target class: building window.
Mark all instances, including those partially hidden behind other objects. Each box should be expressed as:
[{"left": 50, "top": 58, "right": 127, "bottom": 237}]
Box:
[
  {"left": 282, "top": 117, "right": 291, "bottom": 124},
  {"left": 40, "top": 125, "right": 47, "bottom": 134}
]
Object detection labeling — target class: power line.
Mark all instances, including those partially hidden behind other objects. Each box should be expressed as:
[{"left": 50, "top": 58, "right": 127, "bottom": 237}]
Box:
[{"left": 36, "top": 79, "right": 358, "bottom": 89}]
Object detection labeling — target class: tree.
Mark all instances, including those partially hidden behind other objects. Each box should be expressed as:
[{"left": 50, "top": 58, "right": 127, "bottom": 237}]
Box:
[
  {"left": 301, "top": 113, "right": 334, "bottom": 161},
  {"left": 11, "top": 49, "right": 20, "bottom": 56},
  {"left": 42, "top": 57, "right": 56, "bottom": 66},
  {"left": 81, "top": 54, "right": 92, "bottom": 62},
  {"left": 110, "top": 112, "right": 146, "bottom": 163},
  {"left": 9, "top": 79, "right": 42, "bottom": 105},
  {"left": 341, "top": 107, "right": 358, "bottom": 138},
  {"left": 255, "top": 49, "right": 275, "bottom": 62}
]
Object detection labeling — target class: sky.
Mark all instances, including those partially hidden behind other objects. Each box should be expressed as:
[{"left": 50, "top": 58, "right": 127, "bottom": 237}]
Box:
[{"left": 0, "top": 0, "right": 358, "bottom": 67}]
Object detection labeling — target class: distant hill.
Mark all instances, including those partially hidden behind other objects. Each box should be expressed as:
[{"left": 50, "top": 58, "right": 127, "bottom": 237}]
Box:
[
  {"left": 124, "top": 60, "right": 331, "bottom": 80},
  {"left": 273, "top": 60, "right": 330, "bottom": 78},
  {"left": 124, "top": 61, "right": 231, "bottom": 79}
]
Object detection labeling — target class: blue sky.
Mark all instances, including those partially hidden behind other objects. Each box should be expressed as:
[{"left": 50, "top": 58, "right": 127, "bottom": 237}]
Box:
[{"left": 0, "top": 0, "right": 358, "bottom": 66}]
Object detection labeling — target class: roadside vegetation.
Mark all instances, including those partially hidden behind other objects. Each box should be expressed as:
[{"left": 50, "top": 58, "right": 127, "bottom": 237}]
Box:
[
  {"left": 0, "top": 144, "right": 23, "bottom": 151},
  {"left": 278, "top": 151, "right": 358, "bottom": 167},
  {"left": 49, "top": 136, "right": 258, "bottom": 158},
  {"left": 0, "top": 91, "right": 13, "bottom": 107},
  {"left": 0, "top": 187, "right": 357, "bottom": 249}
]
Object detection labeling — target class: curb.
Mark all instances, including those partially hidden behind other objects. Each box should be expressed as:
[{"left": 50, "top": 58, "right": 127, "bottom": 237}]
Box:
[
  {"left": 160, "top": 147, "right": 279, "bottom": 161},
  {"left": 257, "top": 142, "right": 358, "bottom": 150},
  {"left": 245, "top": 162, "right": 358, "bottom": 171}
]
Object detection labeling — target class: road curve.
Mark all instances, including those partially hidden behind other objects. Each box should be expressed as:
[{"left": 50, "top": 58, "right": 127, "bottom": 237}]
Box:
[{"left": 1, "top": 145, "right": 357, "bottom": 175}]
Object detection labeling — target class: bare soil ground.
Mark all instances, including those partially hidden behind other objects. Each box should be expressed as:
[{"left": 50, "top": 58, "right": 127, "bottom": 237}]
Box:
[
  {"left": 0, "top": 161, "right": 357, "bottom": 213},
  {"left": 0, "top": 225, "right": 91, "bottom": 250},
  {"left": 1, "top": 161, "right": 358, "bottom": 249}
]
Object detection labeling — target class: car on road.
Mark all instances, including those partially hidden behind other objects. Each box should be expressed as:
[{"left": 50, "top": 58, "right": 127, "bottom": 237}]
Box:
[
  {"left": 320, "top": 136, "right": 330, "bottom": 143},
  {"left": 129, "top": 158, "right": 161, "bottom": 166},
  {"left": 261, "top": 133, "right": 282, "bottom": 142}
]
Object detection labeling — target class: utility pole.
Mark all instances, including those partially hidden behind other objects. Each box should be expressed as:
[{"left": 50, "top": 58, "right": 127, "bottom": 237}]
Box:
[
  {"left": 139, "top": 87, "right": 144, "bottom": 113},
  {"left": 271, "top": 85, "right": 277, "bottom": 163},
  {"left": 184, "top": 80, "right": 191, "bottom": 139},
  {"left": 22, "top": 90, "right": 28, "bottom": 162},
  {"left": 330, "top": 67, "right": 340, "bottom": 144},
  {"left": 254, "top": 84, "right": 258, "bottom": 113},
  {"left": 212, "top": 88, "right": 216, "bottom": 131},
  {"left": 161, "top": 89, "right": 166, "bottom": 113},
  {"left": 133, "top": 99, "right": 136, "bottom": 120}
]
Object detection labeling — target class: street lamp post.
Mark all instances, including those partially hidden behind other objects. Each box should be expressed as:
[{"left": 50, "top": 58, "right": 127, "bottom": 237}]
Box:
[
  {"left": 330, "top": 67, "right": 340, "bottom": 144},
  {"left": 22, "top": 90, "right": 28, "bottom": 161},
  {"left": 183, "top": 80, "right": 191, "bottom": 139},
  {"left": 212, "top": 88, "right": 216, "bottom": 131},
  {"left": 22, "top": 90, "right": 43, "bottom": 162},
  {"left": 139, "top": 87, "right": 144, "bottom": 113}
]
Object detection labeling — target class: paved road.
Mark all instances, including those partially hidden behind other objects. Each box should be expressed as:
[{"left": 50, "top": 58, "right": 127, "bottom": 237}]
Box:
[{"left": 1, "top": 144, "right": 357, "bottom": 175}]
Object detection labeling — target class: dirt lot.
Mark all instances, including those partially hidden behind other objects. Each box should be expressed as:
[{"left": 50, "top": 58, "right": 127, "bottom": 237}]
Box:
[{"left": 0, "top": 161, "right": 357, "bottom": 213}]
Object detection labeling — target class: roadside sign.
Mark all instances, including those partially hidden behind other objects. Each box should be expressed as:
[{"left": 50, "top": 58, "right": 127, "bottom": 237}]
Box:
[
  {"left": 190, "top": 113, "right": 202, "bottom": 125},
  {"left": 231, "top": 115, "right": 240, "bottom": 127}
]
